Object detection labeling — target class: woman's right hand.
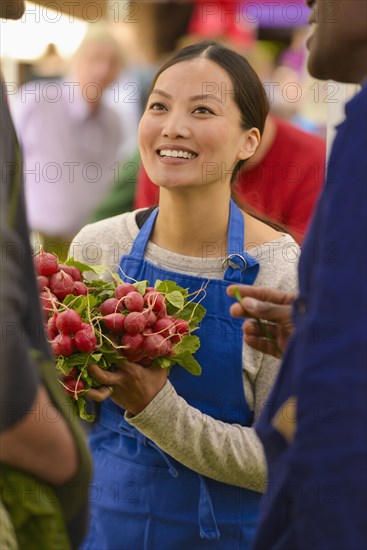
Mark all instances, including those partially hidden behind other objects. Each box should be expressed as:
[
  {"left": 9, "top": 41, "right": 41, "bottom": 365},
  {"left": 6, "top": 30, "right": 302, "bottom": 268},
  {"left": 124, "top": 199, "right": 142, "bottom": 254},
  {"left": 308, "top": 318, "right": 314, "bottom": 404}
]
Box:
[{"left": 227, "top": 285, "right": 297, "bottom": 357}]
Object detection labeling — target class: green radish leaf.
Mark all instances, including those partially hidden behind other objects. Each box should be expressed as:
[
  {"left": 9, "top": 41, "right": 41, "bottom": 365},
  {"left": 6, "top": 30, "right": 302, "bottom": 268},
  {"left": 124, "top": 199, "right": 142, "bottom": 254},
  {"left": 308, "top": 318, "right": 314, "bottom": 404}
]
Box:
[
  {"left": 172, "top": 353, "right": 201, "bottom": 376},
  {"left": 62, "top": 294, "right": 84, "bottom": 309},
  {"left": 57, "top": 353, "right": 91, "bottom": 371},
  {"left": 174, "top": 334, "right": 200, "bottom": 355},
  {"left": 88, "top": 279, "right": 115, "bottom": 290},
  {"left": 155, "top": 280, "right": 188, "bottom": 298},
  {"left": 91, "top": 353, "right": 102, "bottom": 362},
  {"left": 76, "top": 397, "right": 95, "bottom": 422},
  {"left": 166, "top": 291, "right": 184, "bottom": 309},
  {"left": 178, "top": 301, "right": 206, "bottom": 326},
  {"left": 154, "top": 279, "right": 163, "bottom": 289},
  {"left": 153, "top": 356, "right": 173, "bottom": 369},
  {"left": 65, "top": 257, "right": 106, "bottom": 274},
  {"left": 134, "top": 280, "right": 149, "bottom": 295}
]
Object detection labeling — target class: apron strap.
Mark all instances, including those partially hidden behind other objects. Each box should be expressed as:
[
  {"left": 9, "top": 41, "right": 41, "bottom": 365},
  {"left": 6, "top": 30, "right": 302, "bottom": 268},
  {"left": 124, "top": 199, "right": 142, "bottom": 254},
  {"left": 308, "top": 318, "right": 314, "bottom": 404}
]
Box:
[
  {"left": 129, "top": 207, "right": 159, "bottom": 259},
  {"left": 223, "top": 200, "right": 259, "bottom": 285},
  {"left": 128, "top": 200, "right": 259, "bottom": 285}
]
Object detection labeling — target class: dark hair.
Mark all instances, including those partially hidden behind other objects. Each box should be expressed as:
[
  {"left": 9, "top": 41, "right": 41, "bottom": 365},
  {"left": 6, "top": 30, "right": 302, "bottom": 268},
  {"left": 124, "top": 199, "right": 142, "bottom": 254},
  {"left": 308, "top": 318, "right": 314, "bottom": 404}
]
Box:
[{"left": 148, "top": 40, "right": 270, "bottom": 182}]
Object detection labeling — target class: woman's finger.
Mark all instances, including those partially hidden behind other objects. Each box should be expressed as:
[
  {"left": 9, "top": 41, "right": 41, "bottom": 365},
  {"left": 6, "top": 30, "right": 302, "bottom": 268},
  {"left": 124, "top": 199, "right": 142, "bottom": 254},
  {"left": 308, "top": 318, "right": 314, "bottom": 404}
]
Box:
[
  {"left": 87, "top": 364, "right": 123, "bottom": 386},
  {"left": 86, "top": 386, "right": 113, "bottom": 403}
]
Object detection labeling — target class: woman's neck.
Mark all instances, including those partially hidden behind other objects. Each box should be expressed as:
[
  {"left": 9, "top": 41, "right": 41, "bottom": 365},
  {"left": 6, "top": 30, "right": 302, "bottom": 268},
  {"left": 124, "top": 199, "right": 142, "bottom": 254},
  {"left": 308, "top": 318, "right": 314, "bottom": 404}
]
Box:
[{"left": 151, "top": 187, "right": 231, "bottom": 258}]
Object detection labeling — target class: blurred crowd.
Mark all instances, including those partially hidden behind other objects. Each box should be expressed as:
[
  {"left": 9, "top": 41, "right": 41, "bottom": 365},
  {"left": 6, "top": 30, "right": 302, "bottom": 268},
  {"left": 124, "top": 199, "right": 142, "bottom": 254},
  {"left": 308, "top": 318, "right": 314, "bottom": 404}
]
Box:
[{"left": 7, "top": 2, "right": 327, "bottom": 253}]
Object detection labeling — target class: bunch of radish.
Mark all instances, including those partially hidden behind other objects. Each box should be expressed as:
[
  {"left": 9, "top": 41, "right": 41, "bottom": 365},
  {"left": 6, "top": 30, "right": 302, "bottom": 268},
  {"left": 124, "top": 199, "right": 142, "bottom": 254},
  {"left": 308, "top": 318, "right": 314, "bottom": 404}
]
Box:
[{"left": 34, "top": 250, "right": 206, "bottom": 421}]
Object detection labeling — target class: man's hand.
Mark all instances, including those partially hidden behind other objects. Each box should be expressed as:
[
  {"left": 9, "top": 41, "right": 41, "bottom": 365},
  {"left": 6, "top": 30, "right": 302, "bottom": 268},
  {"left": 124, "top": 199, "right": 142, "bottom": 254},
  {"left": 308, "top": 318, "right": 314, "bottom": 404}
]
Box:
[
  {"left": 86, "top": 360, "right": 168, "bottom": 416},
  {"left": 227, "top": 285, "right": 297, "bottom": 357}
]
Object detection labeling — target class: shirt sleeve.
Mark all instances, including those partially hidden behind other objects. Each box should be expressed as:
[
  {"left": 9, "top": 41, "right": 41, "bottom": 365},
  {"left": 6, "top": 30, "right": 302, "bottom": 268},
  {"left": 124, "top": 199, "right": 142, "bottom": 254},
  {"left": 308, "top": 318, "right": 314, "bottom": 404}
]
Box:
[{"left": 126, "top": 380, "right": 267, "bottom": 492}]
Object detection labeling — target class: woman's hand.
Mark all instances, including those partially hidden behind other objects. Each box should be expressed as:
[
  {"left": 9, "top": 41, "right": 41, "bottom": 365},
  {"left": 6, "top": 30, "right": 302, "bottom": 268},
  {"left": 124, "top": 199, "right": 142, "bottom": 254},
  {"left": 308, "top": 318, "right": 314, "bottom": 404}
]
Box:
[
  {"left": 227, "top": 285, "right": 297, "bottom": 357},
  {"left": 86, "top": 360, "right": 168, "bottom": 416}
]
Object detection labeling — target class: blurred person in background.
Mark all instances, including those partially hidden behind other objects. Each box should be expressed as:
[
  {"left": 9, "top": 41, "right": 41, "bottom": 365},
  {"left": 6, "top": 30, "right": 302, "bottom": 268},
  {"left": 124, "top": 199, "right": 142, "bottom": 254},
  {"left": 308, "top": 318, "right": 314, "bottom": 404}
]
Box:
[
  {"left": 10, "top": 24, "right": 123, "bottom": 260},
  {"left": 0, "top": 1, "right": 91, "bottom": 548},
  {"left": 228, "top": 0, "right": 367, "bottom": 548}
]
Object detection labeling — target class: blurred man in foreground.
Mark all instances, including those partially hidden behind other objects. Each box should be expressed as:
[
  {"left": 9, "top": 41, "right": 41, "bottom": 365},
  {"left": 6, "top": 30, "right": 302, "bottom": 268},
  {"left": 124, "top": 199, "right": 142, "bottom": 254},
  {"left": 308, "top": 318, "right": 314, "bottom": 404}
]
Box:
[
  {"left": 1, "top": 1, "right": 91, "bottom": 548},
  {"left": 228, "top": 0, "right": 367, "bottom": 548}
]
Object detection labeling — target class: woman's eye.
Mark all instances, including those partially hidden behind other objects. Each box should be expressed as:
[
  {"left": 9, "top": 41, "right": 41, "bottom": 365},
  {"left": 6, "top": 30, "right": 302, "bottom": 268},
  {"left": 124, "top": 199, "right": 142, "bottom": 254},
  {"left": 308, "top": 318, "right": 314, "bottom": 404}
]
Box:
[
  {"left": 148, "top": 102, "right": 166, "bottom": 111},
  {"left": 193, "top": 106, "right": 214, "bottom": 115}
]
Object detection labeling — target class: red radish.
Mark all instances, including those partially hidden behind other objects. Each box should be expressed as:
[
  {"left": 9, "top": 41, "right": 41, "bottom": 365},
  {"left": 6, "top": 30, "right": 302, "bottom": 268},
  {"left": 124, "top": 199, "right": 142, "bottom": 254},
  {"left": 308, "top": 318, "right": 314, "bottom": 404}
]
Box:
[
  {"left": 47, "top": 314, "right": 59, "bottom": 340},
  {"left": 115, "top": 283, "right": 136, "bottom": 300},
  {"left": 50, "top": 270, "right": 75, "bottom": 300},
  {"left": 143, "top": 334, "right": 168, "bottom": 357},
  {"left": 103, "top": 313, "right": 125, "bottom": 332},
  {"left": 165, "top": 339, "right": 174, "bottom": 356},
  {"left": 56, "top": 309, "right": 83, "bottom": 335},
  {"left": 174, "top": 319, "right": 189, "bottom": 334},
  {"left": 170, "top": 333, "right": 183, "bottom": 345},
  {"left": 156, "top": 304, "right": 167, "bottom": 319},
  {"left": 81, "top": 322, "right": 94, "bottom": 333},
  {"left": 58, "top": 264, "right": 82, "bottom": 281},
  {"left": 37, "top": 275, "right": 49, "bottom": 291},
  {"left": 74, "top": 329, "right": 97, "bottom": 354},
  {"left": 121, "top": 332, "right": 144, "bottom": 354},
  {"left": 144, "top": 291, "right": 165, "bottom": 312},
  {"left": 144, "top": 310, "right": 157, "bottom": 327},
  {"left": 64, "top": 367, "right": 77, "bottom": 379},
  {"left": 124, "top": 291, "right": 144, "bottom": 312},
  {"left": 145, "top": 287, "right": 155, "bottom": 293},
  {"left": 34, "top": 251, "right": 59, "bottom": 277},
  {"left": 154, "top": 316, "right": 176, "bottom": 338},
  {"left": 138, "top": 356, "right": 153, "bottom": 367},
  {"left": 73, "top": 281, "right": 88, "bottom": 296},
  {"left": 124, "top": 350, "right": 145, "bottom": 362},
  {"left": 64, "top": 378, "right": 85, "bottom": 397},
  {"left": 124, "top": 312, "right": 147, "bottom": 334},
  {"left": 101, "top": 298, "right": 122, "bottom": 316},
  {"left": 143, "top": 327, "right": 153, "bottom": 335},
  {"left": 40, "top": 290, "right": 58, "bottom": 315},
  {"left": 51, "top": 334, "right": 75, "bottom": 356}
]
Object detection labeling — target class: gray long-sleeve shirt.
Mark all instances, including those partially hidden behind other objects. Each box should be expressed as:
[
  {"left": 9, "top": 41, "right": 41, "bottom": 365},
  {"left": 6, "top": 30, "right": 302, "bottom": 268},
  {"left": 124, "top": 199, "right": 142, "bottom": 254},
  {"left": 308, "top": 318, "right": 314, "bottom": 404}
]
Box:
[{"left": 71, "top": 210, "right": 299, "bottom": 491}]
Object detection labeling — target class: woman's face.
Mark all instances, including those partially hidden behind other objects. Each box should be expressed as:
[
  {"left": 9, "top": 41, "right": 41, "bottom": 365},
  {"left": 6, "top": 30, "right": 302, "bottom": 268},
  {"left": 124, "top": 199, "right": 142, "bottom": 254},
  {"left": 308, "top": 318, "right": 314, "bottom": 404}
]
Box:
[{"left": 138, "top": 58, "right": 254, "bottom": 191}]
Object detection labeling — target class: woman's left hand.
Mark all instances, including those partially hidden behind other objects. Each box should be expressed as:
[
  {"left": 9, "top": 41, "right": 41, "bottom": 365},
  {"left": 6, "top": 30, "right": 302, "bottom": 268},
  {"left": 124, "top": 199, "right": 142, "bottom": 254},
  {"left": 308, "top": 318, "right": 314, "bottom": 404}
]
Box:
[{"left": 86, "top": 360, "right": 168, "bottom": 416}]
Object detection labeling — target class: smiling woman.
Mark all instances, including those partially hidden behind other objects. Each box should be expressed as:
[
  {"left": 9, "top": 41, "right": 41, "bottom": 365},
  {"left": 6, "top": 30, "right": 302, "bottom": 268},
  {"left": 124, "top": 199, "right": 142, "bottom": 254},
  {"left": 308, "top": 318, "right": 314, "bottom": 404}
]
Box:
[{"left": 70, "top": 40, "right": 300, "bottom": 550}]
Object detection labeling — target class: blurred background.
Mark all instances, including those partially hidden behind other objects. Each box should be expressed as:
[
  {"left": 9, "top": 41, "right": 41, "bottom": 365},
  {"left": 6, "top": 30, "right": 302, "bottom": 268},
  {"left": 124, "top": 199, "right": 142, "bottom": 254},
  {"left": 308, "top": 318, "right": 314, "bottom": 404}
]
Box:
[
  {"left": 3, "top": 0, "right": 355, "bottom": 249},
  {"left": 1, "top": 0, "right": 329, "bottom": 138}
]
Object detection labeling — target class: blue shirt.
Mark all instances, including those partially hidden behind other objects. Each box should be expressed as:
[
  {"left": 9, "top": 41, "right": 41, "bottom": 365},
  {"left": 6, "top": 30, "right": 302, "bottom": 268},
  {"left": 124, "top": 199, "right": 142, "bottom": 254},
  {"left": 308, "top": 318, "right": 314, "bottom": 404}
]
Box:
[{"left": 254, "top": 83, "right": 367, "bottom": 550}]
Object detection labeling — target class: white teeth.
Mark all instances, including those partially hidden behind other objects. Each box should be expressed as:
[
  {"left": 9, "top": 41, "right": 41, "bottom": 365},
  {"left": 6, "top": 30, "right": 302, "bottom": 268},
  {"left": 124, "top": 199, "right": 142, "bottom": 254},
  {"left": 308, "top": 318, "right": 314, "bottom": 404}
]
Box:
[{"left": 159, "top": 149, "right": 196, "bottom": 159}]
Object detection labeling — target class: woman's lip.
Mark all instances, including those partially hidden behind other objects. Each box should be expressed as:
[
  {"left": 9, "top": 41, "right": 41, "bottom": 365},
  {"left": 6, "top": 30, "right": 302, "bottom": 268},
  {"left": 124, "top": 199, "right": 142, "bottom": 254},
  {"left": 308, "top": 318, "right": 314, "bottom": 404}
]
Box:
[
  {"left": 156, "top": 153, "right": 197, "bottom": 164},
  {"left": 156, "top": 145, "right": 198, "bottom": 155}
]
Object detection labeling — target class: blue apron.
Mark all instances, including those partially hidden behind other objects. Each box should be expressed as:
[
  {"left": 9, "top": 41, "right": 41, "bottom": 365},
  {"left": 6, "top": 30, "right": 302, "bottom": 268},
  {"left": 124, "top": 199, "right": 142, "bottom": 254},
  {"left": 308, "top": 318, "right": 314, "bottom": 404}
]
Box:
[{"left": 81, "top": 200, "right": 262, "bottom": 550}]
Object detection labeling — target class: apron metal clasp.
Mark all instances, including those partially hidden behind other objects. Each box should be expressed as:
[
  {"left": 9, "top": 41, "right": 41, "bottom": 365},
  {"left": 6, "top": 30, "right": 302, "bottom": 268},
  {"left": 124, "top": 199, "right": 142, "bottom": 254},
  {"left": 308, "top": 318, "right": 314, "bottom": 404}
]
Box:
[{"left": 221, "top": 253, "right": 248, "bottom": 272}]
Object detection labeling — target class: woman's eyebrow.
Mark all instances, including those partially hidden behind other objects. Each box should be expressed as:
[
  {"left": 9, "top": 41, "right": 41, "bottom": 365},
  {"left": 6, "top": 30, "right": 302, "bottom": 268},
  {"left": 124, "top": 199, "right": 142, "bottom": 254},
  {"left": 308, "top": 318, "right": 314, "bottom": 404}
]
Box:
[{"left": 151, "top": 89, "right": 223, "bottom": 103}]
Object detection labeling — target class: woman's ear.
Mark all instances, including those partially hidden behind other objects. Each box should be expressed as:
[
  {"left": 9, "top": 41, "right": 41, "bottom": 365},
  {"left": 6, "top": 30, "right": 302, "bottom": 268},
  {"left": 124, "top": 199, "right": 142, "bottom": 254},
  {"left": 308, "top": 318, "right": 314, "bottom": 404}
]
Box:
[{"left": 238, "top": 127, "right": 261, "bottom": 161}]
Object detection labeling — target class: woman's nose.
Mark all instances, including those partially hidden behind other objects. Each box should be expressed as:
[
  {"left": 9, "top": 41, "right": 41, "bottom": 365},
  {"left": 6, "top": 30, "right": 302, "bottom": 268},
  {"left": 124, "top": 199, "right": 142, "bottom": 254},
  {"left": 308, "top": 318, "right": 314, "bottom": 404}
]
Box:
[{"left": 161, "top": 112, "right": 190, "bottom": 139}]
